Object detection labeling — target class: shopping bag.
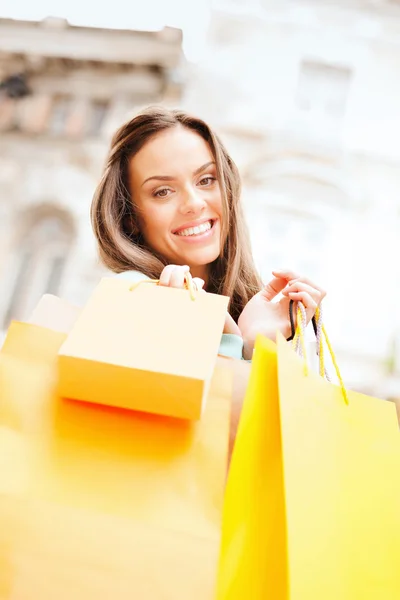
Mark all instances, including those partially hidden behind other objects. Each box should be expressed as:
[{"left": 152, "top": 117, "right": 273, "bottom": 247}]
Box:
[
  {"left": 27, "top": 293, "right": 81, "bottom": 333},
  {"left": 58, "top": 276, "right": 229, "bottom": 420},
  {"left": 0, "top": 319, "right": 231, "bottom": 600},
  {"left": 215, "top": 335, "right": 286, "bottom": 599},
  {"left": 276, "top": 333, "right": 400, "bottom": 599},
  {"left": 216, "top": 317, "right": 400, "bottom": 598}
]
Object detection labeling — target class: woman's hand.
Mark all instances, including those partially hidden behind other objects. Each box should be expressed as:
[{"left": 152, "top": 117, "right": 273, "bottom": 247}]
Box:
[
  {"left": 238, "top": 269, "right": 326, "bottom": 359},
  {"left": 159, "top": 265, "right": 240, "bottom": 336},
  {"left": 159, "top": 264, "right": 205, "bottom": 290}
]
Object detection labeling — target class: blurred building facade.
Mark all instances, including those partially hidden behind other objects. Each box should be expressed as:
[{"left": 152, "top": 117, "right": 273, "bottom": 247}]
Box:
[
  {"left": 1, "top": 2, "right": 400, "bottom": 399},
  {"left": 0, "top": 16, "right": 183, "bottom": 332},
  {"left": 183, "top": 0, "right": 400, "bottom": 398}
]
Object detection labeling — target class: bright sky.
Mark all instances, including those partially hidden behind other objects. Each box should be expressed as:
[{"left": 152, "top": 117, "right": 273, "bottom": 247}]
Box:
[{"left": 0, "top": 0, "right": 213, "bottom": 61}]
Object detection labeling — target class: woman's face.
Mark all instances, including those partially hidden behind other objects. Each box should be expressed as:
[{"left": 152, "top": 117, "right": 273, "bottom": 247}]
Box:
[{"left": 128, "top": 126, "right": 223, "bottom": 280}]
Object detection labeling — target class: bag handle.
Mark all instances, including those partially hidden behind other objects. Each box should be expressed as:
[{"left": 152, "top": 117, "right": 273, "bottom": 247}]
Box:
[
  {"left": 129, "top": 272, "right": 198, "bottom": 301},
  {"left": 289, "top": 300, "right": 324, "bottom": 376},
  {"left": 289, "top": 300, "right": 349, "bottom": 405}
]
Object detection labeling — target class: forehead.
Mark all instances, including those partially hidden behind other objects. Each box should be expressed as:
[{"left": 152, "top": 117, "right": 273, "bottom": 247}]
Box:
[{"left": 129, "top": 126, "right": 214, "bottom": 180}]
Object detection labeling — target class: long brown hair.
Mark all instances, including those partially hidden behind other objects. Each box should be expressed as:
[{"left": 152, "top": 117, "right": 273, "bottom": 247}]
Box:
[{"left": 91, "top": 105, "right": 262, "bottom": 322}]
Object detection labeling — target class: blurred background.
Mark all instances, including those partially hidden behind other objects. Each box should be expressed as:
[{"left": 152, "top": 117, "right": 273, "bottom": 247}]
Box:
[{"left": 0, "top": 0, "right": 400, "bottom": 403}]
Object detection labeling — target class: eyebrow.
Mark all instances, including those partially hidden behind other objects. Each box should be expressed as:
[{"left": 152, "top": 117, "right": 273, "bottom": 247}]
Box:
[{"left": 141, "top": 161, "right": 215, "bottom": 188}]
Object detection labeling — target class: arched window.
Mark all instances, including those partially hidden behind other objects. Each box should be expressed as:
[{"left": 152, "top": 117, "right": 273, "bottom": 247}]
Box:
[{"left": 2, "top": 208, "right": 75, "bottom": 329}]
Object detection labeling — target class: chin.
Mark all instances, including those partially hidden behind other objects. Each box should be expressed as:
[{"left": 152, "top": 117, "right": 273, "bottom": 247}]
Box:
[{"left": 186, "top": 247, "right": 220, "bottom": 267}]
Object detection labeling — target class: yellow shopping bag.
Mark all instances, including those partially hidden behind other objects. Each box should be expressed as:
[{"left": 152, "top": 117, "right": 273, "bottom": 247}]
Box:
[
  {"left": 0, "top": 320, "right": 231, "bottom": 600},
  {"left": 216, "top": 322, "right": 400, "bottom": 599},
  {"left": 58, "top": 276, "right": 229, "bottom": 420}
]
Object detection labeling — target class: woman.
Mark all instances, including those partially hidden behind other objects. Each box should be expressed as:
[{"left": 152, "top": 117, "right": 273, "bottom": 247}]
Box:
[{"left": 91, "top": 106, "right": 325, "bottom": 360}]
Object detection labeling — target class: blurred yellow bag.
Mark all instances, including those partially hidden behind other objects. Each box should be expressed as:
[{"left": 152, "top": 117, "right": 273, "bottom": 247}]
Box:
[
  {"left": 58, "top": 277, "right": 229, "bottom": 420},
  {"left": 216, "top": 333, "right": 400, "bottom": 600},
  {"left": 0, "top": 320, "right": 231, "bottom": 600}
]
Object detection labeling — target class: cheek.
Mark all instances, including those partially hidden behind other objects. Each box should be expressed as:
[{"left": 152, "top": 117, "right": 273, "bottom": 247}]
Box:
[
  {"left": 140, "top": 205, "right": 172, "bottom": 239},
  {"left": 211, "top": 187, "right": 223, "bottom": 214}
]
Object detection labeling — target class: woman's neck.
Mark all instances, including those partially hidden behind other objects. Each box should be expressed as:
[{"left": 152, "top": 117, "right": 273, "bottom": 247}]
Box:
[{"left": 189, "top": 264, "right": 210, "bottom": 285}]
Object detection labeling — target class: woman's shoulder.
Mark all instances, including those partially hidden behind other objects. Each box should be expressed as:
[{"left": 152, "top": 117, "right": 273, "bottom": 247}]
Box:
[{"left": 114, "top": 270, "right": 150, "bottom": 283}]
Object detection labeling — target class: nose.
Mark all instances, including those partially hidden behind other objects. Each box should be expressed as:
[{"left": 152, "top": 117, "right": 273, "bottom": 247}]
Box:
[{"left": 180, "top": 185, "right": 207, "bottom": 214}]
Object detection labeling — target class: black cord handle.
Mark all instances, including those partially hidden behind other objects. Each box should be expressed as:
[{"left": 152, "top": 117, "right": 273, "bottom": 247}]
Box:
[{"left": 287, "top": 299, "right": 318, "bottom": 341}]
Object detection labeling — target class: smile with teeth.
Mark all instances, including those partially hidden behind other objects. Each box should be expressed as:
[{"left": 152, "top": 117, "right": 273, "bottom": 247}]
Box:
[{"left": 175, "top": 220, "right": 213, "bottom": 237}]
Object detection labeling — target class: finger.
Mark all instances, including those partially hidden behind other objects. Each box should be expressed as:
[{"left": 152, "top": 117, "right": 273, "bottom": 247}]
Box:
[
  {"left": 272, "top": 269, "right": 300, "bottom": 282},
  {"left": 169, "top": 266, "right": 190, "bottom": 289},
  {"left": 282, "top": 281, "right": 323, "bottom": 304},
  {"left": 192, "top": 277, "right": 205, "bottom": 291},
  {"left": 159, "top": 264, "right": 188, "bottom": 287},
  {"left": 287, "top": 291, "right": 317, "bottom": 319},
  {"left": 263, "top": 277, "right": 289, "bottom": 302},
  {"left": 286, "top": 276, "right": 326, "bottom": 299},
  {"left": 159, "top": 264, "right": 177, "bottom": 287}
]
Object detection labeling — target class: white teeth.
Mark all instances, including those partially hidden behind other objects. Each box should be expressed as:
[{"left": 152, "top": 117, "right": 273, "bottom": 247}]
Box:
[{"left": 176, "top": 220, "right": 212, "bottom": 237}]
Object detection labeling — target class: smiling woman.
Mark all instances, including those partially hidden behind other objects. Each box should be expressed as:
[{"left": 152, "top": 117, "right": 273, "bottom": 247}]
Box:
[
  {"left": 127, "top": 127, "right": 223, "bottom": 282},
  {"left": 91, "top": 106, "right": 327, "bottom": 360}
]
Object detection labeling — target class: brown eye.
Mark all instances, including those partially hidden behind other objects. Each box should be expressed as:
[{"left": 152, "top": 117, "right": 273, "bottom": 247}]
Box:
[
  {"left": 154, "top": 188, "right": 170, "bottom": 198},
  {"left": 199, "top": 176, "right": 216, "bottom": 186}
]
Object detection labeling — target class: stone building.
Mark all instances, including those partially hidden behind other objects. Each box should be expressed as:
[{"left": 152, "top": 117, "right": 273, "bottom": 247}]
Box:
[
  {"left": 0, "top": 16, "right": 183, "bottom": 334},
  {"left": 183, "top": 0, "right": 400, "bottom": 398},
  {"left": 1, "top": 3, "right": 400, "bottom": 400}
]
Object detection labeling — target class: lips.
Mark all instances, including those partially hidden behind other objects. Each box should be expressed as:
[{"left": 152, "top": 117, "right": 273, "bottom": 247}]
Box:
[{"left": 173, "top": 219, "right": 215, "bottom": 237}]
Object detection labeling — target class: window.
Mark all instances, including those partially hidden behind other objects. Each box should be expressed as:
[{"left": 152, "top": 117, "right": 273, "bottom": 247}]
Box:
[
  {"left": 87, "top": 100, "right": 108, "bottom": 136},
  {"left": 49, "top": 96, "right": 73, "bottom": 135},
  {"left": 48, "top": 97, "right": 108, "bottom": 137},
  {"left": 2, "top": 212, "right": 74, "bottom": 328},
  {"left": 296, "top": 60, "right": 352, "bottom": 118}
]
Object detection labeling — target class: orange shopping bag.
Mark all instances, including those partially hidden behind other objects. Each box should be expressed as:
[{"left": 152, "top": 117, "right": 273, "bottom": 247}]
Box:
[
  {"left": 216, "top": 311, "right": 400, "bottom": 599},
  {"left": 0, "top": 319, "right": 231, "bottom": 600},
  {"left": 58, "top": 276, "right": 229, "bottom": 420}
]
